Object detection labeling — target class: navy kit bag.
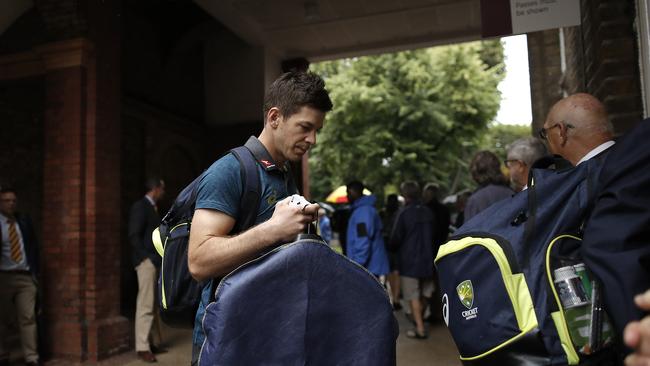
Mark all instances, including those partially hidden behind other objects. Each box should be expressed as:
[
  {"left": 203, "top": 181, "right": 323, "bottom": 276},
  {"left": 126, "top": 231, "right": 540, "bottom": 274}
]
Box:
[
  {"left": 152, "top": 145, "right": 261, "bottom": 328},
  {"left": 435, "top": 158, "right": 616, "bottom": 365},
  {"left": 197, "top": 235, "right": 399, "bottom": 366}
]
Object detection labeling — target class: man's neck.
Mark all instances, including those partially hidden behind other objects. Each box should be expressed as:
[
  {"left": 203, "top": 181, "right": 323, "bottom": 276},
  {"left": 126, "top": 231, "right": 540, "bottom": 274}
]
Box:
[
  {"left": 257, "top": 130, "right": 285, "bottom": 166},
  {"left": 575, "top": 139, "right": 615, "bottom": 166},
  {"left": 0, "top": 212, "right": 15, "bottom": 221}
]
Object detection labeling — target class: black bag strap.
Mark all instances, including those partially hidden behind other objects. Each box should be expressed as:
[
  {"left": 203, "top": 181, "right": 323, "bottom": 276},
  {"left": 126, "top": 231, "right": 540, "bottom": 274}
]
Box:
[
  {"left": 521, "top": 155, "right": 574, "bottom": 268},
  {"left": 230, "top": 145, "right": 261, "bottom": 234}
]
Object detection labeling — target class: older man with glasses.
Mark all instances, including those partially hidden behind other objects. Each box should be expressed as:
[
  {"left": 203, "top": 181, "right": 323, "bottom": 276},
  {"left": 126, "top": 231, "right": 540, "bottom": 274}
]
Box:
[
  {"left": 505, "top": 137, "right": 548, "bottom": 192},
  {"left": 540, "top": 93, "right": 615, "bottom": 166}
]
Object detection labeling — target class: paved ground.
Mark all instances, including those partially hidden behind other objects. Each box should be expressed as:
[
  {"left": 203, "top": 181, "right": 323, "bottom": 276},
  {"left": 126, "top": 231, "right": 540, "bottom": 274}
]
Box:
[
  {"left": 114, "top": 310, "right": 461, "bottom": 366},
  {"left": 8, "top": 308, "right": 461, "bottom": 365}
]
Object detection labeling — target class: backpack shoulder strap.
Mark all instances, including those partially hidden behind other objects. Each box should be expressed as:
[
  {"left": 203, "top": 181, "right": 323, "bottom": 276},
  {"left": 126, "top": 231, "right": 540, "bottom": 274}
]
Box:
[{"left": 230, "top": 145, "right": 261, "bottom": 233}]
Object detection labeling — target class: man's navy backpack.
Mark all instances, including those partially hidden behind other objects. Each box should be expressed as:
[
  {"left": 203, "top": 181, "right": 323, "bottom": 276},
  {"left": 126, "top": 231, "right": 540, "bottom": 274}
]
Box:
[
  {"left": 435, "top": 158, "right": 616, "bottom": 365},
  {"left": 152, "top": 145, "right": 261, "bottom": 328}
]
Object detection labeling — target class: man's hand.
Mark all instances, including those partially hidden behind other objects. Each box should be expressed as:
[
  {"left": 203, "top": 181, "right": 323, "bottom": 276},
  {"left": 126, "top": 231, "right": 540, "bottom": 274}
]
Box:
[
  {"left": 263, "top": 196, "right": 319, "bottom": 243},
  {"left": 625, "top": 289, "right": 650, "bottom": 366}
]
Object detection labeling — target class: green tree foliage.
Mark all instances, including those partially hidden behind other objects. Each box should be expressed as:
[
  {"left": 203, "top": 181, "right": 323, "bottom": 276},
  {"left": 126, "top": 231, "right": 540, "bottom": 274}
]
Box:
[
  {"left": 480, "top": 124, "right": 532, "bottom": 158},
  {"left": 309, "top": 41, "right": 506, "bottom": 201}
]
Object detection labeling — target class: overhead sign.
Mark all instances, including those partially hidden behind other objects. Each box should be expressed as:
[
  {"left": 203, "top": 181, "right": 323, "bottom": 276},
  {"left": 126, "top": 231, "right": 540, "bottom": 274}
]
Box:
[{"left": 481, "top": 0, "right": 581, "bottom": 38}]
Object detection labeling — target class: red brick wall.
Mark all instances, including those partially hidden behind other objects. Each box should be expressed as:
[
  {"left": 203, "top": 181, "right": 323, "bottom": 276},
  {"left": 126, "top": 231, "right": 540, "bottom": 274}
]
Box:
[
  {"left": 527, "top": 29, "right": 564, "bottom": 132},
  {"left": 41, "top": 65, "right": 88, "bottom": 360},
  {"left": 35, "top": 0, "right": 129, "bottom": 361},
  {"left": 0, "top": 78, "right": 44, "bottom": 235},
  {"left": 576, "top": 0, "right": 641, "bottom": 132},
  {"left": 528, "top": 0, "right": 642, "bottom": 134}
]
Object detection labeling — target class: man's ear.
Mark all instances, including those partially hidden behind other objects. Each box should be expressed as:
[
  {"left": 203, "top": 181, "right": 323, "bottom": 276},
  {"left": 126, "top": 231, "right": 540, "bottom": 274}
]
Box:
[
  {"left": 266, "top": 107, "right": 281, "bottom": 128},
  {"left": 559, "top": 123, "right": 569, "bottom": 146}
]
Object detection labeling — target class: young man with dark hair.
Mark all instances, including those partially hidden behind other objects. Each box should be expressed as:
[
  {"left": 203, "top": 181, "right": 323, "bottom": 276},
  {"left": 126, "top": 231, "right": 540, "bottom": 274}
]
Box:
[
  {"left": 188, "top": 71, "right": 332, "bottom": 363},
  {"left": 0, "top": 188, "right": 41, "bottom": 366}
]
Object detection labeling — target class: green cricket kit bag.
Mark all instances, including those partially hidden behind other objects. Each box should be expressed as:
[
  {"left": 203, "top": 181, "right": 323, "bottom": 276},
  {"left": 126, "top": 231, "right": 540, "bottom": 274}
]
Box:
[
  {"left": 435, "top": 158, "right": 615, "bottom": 365},
  {"left": 152, "top": 145, "right": 260, "bottom": 328}
]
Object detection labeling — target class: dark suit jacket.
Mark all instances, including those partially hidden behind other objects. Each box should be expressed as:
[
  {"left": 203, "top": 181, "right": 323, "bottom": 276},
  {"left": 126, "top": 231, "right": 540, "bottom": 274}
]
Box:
[
  {"left": 582, "top": 120, "right": 650, "bottom": 340},
  {"left": 128, "top": 197, "right": 161, "bottom": 268},
  {"left": 1, "top": 213, "right": 39, "bottom": 277}
]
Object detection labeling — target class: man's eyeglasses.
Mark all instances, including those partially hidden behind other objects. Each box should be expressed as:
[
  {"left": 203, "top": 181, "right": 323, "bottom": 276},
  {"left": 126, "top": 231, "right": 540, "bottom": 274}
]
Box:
[
  {"left": 504, "top": 159, "right": 524, "bottom": 166},
  {"left": 538, "top": 122, "right": 574, "bottom": 140}
]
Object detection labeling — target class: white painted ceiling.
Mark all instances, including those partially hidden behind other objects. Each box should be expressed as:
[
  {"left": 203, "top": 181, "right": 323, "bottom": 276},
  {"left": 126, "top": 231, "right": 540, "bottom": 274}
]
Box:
[{"left": 195, "top": 0, "right": 482, "bottom": 61}]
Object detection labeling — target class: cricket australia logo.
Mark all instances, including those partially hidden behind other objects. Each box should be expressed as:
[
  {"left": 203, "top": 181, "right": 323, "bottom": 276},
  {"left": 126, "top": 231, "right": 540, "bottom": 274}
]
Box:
[{"left": 457, "top": 280, "right": 479, "bottom": 320}]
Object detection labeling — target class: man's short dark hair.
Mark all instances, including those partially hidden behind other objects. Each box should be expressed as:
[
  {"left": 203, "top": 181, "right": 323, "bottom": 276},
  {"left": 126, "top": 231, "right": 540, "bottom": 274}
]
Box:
[
  {"left": 0, "top": 187, "right": 16, "bottom": 195},
  {"left": 400, "top": 181, "right": 421, "bottom": 201},
  {"left": 346, "top": 180, "right": 365, "bottom": 196},
  {"left": 263, "top": 71, "right": 333, "bottom": 121},
  {"left": 145, "top": 177, "right": 164, "bottom": 192}
]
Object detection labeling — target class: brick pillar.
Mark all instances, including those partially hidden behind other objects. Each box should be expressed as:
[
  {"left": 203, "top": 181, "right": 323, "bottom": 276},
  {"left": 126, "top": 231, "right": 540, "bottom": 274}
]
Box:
[
  {"left": 38, "top": 38, "right": 129, "bottom": 362},
  {"left": 527, "top": 29, "right": 564, "bottom": 133}
]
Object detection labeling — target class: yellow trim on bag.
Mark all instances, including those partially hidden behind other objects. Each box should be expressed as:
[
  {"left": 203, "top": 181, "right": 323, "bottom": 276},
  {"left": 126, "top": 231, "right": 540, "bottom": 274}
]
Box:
[
  {"left": 152, "top": 223, "right": 190, "bottom": 310},
  {"left": 437, "top": 237, "right": 538, "bottom": 360},
  {"left": 152, "top": 228, "right": 164, "bottom": 257},
  {"left": 546, "top": 234, "right": 582, "bottom": 365},
  {"left": 552, "top": 311, "right": 580, "bottom": 365}
]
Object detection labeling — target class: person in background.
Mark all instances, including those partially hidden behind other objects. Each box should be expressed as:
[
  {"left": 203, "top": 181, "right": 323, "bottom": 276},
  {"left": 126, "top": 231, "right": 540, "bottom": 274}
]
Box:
[
  {"left": 345, "top": 180, "right": 390, "bottom": 279},
  {"left": 465, "top": 151, "right": 513, "bottom": 221},
  {"left": 541, "top": 93, "right": 614, "bottom": 166},
  {"left": 129, "top": 178, "right": 166, "bottom": 363},
  {"left": 0, "top": 188, "right": 41, "bottom": 366},
  {"left": 381, "top": 194, "right": 401, "bottom": 310},
  {"left": 422, "top": 183, "right": 450, "bottom": 323},
  {"left": 453, "top": 190, "right": 471, "bottom": 229},
  {"left": 318, "top": 207, "right": 332, "bottom": 244},
  {"left": 389, "top": 181, "right": 434, "bottom": 339},
  {"left": 505, "top": 137, "right": 547, "bottom": 192}
]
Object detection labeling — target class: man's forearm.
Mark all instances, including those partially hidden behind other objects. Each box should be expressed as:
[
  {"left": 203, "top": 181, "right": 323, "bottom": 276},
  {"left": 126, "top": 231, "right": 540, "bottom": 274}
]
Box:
[{"left": 189, "top": 221, "right": 281, "bottom": 281}]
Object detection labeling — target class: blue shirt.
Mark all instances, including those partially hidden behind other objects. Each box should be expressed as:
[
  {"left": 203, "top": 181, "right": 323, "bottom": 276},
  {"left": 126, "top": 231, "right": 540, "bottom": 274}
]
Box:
[
  {"left": 346, "top": 195, "right": 390, "bottom": 276},
  {"left": 319, "top": 215, "right": 332, "bottom": 244},
  {"left": 192, "top": 137, "right": 297, "bottom": 359},
  {"left": 195, "top": 154, "right": 294, "bottom": 224}
]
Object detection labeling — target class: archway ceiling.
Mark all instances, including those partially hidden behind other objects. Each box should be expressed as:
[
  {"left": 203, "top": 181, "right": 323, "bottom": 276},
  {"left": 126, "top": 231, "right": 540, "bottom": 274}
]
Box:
[{"left": 195, "top": 0, "right": 482, "bottom": 61}]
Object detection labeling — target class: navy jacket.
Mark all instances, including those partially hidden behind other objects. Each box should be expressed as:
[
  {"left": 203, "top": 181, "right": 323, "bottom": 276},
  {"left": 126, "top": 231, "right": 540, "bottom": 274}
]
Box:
[
  {"left": 128, "top": 197, "right": 161, "bottom": 268},
  {"left": 465, "top": 184, "right": 513, "bottom": 221},
  {"left": 198, "top": 238, "right": 398, "bottom": 366},
  {"left": 582, "top": 119, "right": 650, "bottom": 339},
  {"left": 389, "top": 201, "right": 434, "bottom": 278}
]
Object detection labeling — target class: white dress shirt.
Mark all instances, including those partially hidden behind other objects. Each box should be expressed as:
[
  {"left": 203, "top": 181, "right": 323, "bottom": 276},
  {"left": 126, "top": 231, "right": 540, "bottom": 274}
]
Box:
[{"left": 576, "top": 141, "right": 615, "bottom": 166}]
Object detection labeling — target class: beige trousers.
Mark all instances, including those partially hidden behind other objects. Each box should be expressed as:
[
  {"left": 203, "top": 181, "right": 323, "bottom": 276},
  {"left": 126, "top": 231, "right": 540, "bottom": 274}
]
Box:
[
  {"left": 135, "top": 258, "right": 161, "bottom": 352},
  {"left": 0, "top": 271, "right": 39, "bottom": 363}
]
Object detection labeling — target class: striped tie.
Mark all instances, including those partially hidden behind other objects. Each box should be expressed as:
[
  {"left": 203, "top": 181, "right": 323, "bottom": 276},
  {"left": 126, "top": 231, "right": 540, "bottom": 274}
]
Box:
[{"left": 8, "top": 220, "right": 23, "bottom": 263}]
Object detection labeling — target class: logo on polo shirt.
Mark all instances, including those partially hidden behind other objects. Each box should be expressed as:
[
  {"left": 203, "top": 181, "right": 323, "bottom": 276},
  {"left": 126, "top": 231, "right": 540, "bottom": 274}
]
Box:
[
  {"left": 260, "top": 159, "right": 275, "bottom": 169},
  {"left": 267, "top": 190, "right": 278, "bottom": 206}
]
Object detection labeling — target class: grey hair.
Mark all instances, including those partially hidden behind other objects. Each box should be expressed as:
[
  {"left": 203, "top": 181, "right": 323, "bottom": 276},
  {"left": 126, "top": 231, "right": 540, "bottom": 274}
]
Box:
[{"left": 507, "top": 137, "right": 548, "bottom": 166}]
